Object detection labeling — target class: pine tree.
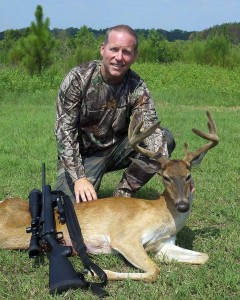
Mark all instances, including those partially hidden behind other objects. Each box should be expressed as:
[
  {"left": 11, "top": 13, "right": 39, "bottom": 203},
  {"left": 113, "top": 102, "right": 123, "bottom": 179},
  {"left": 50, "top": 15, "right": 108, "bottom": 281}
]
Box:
[{"left": 20, "top": 5, "right": 55, "bottom": 75}]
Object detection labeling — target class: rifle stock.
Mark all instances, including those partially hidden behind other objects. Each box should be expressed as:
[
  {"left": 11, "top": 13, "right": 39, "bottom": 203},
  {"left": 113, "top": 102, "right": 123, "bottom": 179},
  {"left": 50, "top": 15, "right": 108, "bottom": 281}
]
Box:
[{"left": 45, "top": 235, "right": 86, "bottom": 294}]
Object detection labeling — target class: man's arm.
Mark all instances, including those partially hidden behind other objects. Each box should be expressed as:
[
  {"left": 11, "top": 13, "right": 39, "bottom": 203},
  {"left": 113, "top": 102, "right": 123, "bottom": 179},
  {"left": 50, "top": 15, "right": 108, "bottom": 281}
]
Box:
[{"left": 55, "top": 70, "right": 98, "bottom": 202}]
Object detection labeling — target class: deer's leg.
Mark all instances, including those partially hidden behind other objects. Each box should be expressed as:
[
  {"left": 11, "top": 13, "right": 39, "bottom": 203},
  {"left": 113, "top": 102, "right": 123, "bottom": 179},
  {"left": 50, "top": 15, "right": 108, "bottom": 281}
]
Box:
[
  {"left": 155, "top": 236, "right": 209, "bottom": 264},
  {"left": 102, "top": 239, "right": 160, "bottom": 282}
]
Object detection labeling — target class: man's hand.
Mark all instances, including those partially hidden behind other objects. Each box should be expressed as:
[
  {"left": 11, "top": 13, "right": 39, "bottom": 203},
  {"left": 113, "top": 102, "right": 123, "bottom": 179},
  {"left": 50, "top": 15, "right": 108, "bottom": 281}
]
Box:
[{"left": 74, "top": 177, "right": 98, "bottom": 203}]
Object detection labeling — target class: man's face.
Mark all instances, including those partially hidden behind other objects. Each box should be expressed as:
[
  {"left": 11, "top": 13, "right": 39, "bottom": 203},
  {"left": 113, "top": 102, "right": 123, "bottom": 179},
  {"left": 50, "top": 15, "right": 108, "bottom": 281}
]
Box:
[{"left": 100, "top": 30, "right": 138, "bottom": 84}]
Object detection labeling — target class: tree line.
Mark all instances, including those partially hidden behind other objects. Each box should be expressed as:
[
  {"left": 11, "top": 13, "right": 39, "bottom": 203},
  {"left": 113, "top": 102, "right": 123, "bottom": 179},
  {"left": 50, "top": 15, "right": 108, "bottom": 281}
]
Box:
[{"left": 0, "top": 5, "right": 240, "bottom": 76}]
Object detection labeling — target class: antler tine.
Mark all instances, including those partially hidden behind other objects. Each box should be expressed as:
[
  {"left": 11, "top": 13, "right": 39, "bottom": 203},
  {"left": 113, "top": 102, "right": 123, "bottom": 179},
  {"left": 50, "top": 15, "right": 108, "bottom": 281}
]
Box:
[
  {"left": 128, "top": 114, "right": 162, "bottom": 159},
  {"left": 192, "top": 111, "right": 219, "bottom": 143},
  {"left": 184, "top": 111, "right": 219, "bottom": 163}
]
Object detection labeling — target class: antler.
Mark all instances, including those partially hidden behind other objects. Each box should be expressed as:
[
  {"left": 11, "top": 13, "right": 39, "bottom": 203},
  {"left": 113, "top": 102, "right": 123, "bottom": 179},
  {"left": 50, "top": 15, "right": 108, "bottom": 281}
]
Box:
[
  {"left": 128, "top": 113, "right": 165, "bottom": 160},
  {"left": 184, "top": 111, "right": 219, "bottom": 163}
]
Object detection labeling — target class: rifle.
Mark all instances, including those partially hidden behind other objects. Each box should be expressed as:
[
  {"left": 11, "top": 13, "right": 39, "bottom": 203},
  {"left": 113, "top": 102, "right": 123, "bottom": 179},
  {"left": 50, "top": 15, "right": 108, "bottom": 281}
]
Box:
[{"left": 26, "top": 163, "right": 107, "bottom": 297}]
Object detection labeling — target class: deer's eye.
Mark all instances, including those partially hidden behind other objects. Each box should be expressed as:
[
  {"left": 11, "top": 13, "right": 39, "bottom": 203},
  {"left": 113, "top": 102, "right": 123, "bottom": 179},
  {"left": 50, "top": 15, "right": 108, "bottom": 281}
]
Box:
[
  {"left": 185, "top": 174, "right": 191, "bottom": 182},
  {"left": 163, "top": 175, "right": 171, "bottom": 183}
]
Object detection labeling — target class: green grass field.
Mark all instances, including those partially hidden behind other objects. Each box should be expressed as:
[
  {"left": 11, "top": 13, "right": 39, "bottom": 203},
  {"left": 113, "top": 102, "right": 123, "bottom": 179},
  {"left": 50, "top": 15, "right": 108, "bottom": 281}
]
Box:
[{"left": 0, "top": 62, "right": 239, "bottom": 299}]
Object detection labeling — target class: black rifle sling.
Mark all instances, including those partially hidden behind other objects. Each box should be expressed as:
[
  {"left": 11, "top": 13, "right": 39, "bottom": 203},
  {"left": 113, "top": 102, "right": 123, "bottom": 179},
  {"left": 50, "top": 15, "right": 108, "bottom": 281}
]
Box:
[{"left": 62, "top": 193, "right": 108, "bottom": 298}]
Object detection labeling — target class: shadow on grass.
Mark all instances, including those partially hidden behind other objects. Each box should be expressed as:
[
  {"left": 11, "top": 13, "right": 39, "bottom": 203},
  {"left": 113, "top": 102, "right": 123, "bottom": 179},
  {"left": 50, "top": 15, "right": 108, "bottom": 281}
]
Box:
[{"left": 176, "top": 226, "right": 220, "bottom": 249}]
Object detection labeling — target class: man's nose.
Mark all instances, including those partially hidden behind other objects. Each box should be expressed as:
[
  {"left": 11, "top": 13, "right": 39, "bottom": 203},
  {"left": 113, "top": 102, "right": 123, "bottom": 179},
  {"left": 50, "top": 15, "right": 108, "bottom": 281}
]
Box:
[{"left": 115, "top": 50, "right": 123, "bottom": 60}]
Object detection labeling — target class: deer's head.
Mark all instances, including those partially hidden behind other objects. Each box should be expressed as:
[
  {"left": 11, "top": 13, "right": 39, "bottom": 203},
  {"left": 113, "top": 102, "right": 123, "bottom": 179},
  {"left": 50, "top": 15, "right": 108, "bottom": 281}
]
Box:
[{"left": 128, "top": 111, "right": 219, "bottom": 213}]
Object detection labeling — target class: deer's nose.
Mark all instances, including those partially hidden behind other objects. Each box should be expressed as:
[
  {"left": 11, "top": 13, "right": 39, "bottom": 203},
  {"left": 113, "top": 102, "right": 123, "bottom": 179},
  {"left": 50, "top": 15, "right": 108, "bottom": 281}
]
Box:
[{"left": 176, "top": 201, "right": 189, "bottom": 213}]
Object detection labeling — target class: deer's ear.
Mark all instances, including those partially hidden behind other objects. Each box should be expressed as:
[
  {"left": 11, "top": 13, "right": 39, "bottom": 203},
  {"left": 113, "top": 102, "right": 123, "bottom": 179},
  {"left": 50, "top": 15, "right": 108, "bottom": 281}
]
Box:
[
  {"left": 130, "top": 158, "right": 161, "bottom": 173},
  {"left": 189, "top": 151, "right": 207, "bottom": 168}
]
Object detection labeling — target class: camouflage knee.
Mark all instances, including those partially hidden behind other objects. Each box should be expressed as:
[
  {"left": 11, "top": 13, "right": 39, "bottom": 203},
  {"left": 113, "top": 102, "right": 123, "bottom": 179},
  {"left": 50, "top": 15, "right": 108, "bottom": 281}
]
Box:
[{"left": 113, "top": 158, "right": 156, "bottom": 197}]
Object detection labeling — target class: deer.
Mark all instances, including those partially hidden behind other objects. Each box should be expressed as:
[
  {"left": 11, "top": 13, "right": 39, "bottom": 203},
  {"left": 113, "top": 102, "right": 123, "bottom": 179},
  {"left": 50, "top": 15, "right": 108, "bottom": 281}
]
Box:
[{"left": 0, "top": 111, "right": 219, "bottom": 282}]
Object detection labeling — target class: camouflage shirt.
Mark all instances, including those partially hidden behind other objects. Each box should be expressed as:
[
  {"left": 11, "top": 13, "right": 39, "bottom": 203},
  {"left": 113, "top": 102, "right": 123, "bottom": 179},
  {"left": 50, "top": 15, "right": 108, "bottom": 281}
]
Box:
[{"left": 55, "top": 60, "right": 168, "bottom": 182}]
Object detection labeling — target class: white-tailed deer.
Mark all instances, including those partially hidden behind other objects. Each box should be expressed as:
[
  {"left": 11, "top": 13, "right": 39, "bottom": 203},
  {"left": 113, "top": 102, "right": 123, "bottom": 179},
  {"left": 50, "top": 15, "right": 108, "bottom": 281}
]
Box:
[{"left": 0, "top": 111, "right": 219, "bottom": 282}]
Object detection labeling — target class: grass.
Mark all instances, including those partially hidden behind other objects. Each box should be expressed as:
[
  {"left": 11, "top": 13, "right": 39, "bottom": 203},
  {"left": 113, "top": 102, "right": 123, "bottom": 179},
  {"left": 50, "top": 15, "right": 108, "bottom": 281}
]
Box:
[{"left": 0, "top": 62, "right": 240, "bottom": 299}]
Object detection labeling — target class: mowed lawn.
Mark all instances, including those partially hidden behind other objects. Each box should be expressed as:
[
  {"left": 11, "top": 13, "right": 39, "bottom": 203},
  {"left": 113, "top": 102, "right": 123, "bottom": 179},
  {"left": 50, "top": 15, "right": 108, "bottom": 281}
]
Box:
[{"left": 0, "top": 62, "right": 239, "bottom": 299}]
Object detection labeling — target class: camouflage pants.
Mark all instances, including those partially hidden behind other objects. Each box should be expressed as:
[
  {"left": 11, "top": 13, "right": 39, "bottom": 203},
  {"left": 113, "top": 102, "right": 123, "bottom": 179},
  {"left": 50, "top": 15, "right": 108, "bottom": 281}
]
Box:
[{"left": 54, "top": 128, "right": 175, "bottom": 202}]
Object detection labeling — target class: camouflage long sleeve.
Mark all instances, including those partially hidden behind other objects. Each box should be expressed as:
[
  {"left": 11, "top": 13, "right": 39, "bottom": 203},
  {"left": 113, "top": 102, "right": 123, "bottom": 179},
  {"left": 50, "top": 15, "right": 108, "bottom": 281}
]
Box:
[{"left": 55, "top": 68, "right": 86, "bottom": 182}]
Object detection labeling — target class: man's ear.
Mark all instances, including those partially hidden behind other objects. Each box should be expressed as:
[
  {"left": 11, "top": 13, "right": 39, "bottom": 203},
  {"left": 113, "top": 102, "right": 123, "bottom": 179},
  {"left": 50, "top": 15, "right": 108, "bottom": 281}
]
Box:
[{"left": 100, "top": 43, "right": 105, "bottom": 57}]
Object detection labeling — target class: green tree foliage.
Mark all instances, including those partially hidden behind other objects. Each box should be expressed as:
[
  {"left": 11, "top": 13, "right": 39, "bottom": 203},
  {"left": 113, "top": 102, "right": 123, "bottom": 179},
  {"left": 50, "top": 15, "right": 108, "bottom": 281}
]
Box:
[
  {"left": 9, "top": 5, "right": 55, "bottom": 75},
  {"left": 0, "top": 28, "right": 29, "bottom": 63},
  {"left": 138, "top": 29, "right": 182, "bottom": 63},
  {"left": 204, "top": 35, "right": 230, "bottom": 66},
  {"left": 73, "top": 26, "right": 101, "bottom": 65},
  {"left": 185, "top": 34, "right": 231, "bottom": 67},
  {"left": 189, "top": 22, "right": 240, "bottom": 44}
]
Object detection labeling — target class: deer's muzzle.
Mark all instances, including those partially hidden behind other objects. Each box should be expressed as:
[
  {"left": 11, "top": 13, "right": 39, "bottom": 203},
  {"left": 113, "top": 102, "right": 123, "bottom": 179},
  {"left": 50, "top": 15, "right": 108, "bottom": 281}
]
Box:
[{"left": 176, "top": 201, "right": 189, "bottom": 213}]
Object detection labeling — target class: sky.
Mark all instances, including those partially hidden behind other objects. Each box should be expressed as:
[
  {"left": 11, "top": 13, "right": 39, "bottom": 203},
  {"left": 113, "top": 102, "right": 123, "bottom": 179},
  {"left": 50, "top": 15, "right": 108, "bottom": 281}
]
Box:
[{"left": 0, "top": 0, "right": 239, "bottom": 32}]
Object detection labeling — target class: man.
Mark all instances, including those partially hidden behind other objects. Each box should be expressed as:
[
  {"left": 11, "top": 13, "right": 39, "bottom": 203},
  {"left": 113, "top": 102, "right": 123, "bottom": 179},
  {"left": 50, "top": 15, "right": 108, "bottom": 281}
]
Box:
[{"left": 55, "top": 25, "right": 175, "bottom": 203}]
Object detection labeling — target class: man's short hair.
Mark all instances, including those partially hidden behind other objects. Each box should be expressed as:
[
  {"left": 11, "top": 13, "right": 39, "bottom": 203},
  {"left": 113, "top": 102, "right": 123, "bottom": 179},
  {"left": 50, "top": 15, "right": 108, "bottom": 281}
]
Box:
[{"left": 104, "top": 25, "right": 138, "bottom": 51}]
